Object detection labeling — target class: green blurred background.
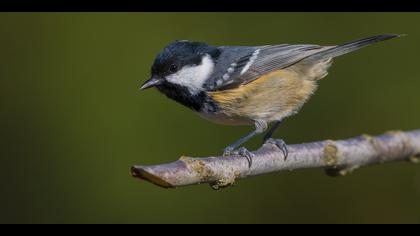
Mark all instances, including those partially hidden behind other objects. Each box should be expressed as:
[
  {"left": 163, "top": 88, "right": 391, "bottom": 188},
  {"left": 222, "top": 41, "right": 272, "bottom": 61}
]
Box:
[{"left": 0, "top": 13, "right": 419, "bottom": 224}]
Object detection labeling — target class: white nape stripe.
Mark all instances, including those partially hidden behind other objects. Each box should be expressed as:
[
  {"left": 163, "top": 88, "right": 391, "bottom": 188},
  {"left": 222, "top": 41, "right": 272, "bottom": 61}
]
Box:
[
  {"left": 166, "top": 54, "right": 214, "bottom": 94},
  {"left": 240, "top": 49, "right": 260, "bottom": 75}
]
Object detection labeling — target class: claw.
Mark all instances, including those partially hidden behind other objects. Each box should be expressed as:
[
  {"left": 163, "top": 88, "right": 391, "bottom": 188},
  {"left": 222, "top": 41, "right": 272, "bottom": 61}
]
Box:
[
  {"left": 236, "top": 147, "right": 255, "bottom": 168},
  {"left": 223, "top": 146, "right": 254, "bottom": 168},
  {"left": 265, "top": 138, "right": 288, "bottom": 160}
]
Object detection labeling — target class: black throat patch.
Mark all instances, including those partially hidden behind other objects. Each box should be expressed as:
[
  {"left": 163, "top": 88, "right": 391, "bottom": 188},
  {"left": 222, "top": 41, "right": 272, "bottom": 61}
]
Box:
[{"left": 156, "top": 82, "right": 219, "bottom": 113}]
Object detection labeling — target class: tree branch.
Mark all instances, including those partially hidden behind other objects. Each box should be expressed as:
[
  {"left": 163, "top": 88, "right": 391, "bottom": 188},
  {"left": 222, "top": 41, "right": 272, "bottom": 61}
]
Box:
[{"left": 131, "top": 129, "right": 420, "bottom": 190}]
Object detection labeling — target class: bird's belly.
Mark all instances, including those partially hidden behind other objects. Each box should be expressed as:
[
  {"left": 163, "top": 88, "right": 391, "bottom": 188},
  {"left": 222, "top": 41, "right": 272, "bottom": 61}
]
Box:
[
  {"left": 197, "top": 111, "right": 254, "bottom": 126},
  {"left": 208, "top": 69, "right": 317, "bottom": 123}
]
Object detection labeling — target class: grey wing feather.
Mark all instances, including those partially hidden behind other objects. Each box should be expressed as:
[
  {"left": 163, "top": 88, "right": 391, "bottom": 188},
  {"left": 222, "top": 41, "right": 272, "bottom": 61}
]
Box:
[
  {"left": 240, "top": 44, "right": 327, "bottom": 83},
  {"left": 204, "top": 44, "right": 328, "bottom": 91},
  {"left": 203, "top": 34, "right": 401, "bottom": 91},
  {"left": 203, "top": 46, "right": 258, "bottom": 90}
]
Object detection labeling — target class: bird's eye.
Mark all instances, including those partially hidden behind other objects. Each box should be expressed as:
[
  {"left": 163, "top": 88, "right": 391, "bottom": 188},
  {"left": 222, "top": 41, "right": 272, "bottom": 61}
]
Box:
[{"left": 169, "top": 64, "right": 178, "bottom": 73}]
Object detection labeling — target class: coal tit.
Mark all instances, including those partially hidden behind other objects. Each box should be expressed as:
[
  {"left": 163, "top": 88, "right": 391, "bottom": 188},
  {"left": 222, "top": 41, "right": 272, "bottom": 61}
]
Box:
[{"left": 140, "top": 34, "right": 401, "bottom": 166}]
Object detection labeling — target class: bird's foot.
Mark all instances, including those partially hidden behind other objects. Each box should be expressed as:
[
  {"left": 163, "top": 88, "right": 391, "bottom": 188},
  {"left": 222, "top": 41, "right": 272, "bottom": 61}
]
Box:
[
  {"left": 264, "top": 138, "right": 288, "bottom": 160},
  {"left": 223, "top": 147, "right": 255, "bottom": 168}
]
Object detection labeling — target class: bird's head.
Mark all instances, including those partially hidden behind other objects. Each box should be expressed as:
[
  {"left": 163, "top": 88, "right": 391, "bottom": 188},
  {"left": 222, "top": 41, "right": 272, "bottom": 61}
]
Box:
[{"left": 140, "top": 40, "right": 220, "bottom": 94}]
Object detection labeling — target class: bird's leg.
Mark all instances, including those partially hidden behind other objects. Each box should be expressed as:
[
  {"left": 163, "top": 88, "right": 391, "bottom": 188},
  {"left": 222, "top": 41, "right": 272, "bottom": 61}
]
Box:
[
  {"left": 262, "top": 120, "right": 282, "bottom": 143},
  {"left": 223, "top": 120, "right": 267, "bottom": 168},
  {"left": 262, "top": 120, "right": 288, "bottom": 160}
]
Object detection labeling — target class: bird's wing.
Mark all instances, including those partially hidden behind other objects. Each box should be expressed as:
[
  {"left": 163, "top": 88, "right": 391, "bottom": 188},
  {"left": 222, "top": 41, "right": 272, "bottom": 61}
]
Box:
[{"left": 203, "top": 44, "right": 328, "bottom": 91}]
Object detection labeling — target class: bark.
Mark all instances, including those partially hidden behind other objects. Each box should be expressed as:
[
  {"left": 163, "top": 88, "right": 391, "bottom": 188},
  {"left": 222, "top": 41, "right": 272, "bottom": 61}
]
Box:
[{"left": 131, "top": 130, "right": 420, "bottom": 190}]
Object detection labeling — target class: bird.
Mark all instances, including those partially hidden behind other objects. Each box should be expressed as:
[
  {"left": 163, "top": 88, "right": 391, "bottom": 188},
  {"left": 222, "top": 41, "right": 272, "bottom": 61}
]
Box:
[{"left": 140, "top": 34, "right": 402, "bottom": 167}]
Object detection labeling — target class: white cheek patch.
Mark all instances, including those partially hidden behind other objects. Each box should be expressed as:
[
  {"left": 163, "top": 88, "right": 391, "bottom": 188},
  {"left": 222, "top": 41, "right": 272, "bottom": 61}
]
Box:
[{"left": 166, "top": 54, "right": 214, "bottom": 94}]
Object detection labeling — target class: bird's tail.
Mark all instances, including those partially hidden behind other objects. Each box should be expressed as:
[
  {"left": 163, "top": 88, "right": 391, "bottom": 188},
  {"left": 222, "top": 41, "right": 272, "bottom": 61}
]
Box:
[{"left": 303, "top": 34, "right": 403, "bottom": 63}]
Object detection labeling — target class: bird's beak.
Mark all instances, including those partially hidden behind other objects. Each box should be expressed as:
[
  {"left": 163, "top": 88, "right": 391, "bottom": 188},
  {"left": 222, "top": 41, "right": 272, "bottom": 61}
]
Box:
[{"left": 140, "top": 77, "right": 163, "bottom": 90}]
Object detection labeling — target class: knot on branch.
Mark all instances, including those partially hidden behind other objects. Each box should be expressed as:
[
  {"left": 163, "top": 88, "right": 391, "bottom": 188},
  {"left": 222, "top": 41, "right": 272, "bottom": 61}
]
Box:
[
  {"left": 409, "top": 154, "right": 420, "bottom": 164},
  {"left": 323, "top": 140, "right": 340, "bottom": 167},
  {"left": 179, "top": 156, "right": 240, "bottom": 189},
  {"left": 322, "top": 140, "right": 358, "bottom": 176}
]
